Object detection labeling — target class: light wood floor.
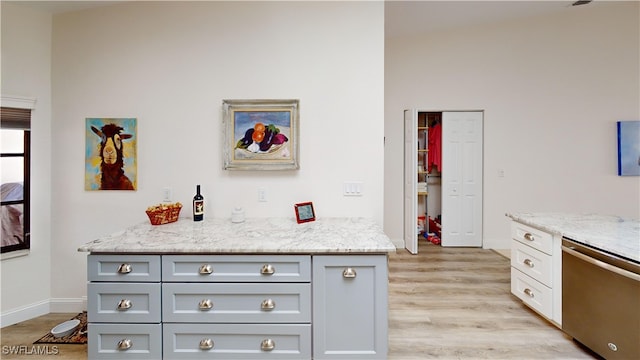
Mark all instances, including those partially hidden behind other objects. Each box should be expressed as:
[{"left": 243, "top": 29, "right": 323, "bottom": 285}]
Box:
[{"left": 1, "top": 241, "right": 599, "bottom": 359}]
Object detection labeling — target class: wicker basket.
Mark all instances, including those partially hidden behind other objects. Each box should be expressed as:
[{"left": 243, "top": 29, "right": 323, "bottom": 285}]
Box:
[{"left": 146, "top": 204, "right": 182, "bottom": 225}]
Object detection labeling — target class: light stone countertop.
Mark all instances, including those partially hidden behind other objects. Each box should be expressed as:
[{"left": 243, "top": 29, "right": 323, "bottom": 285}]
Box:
[
  {"left": 506, "top": 212, "right": 640, "bottom": 263},
  {"left": 78, "top": 217, "right": 396, "bottom": 254}
]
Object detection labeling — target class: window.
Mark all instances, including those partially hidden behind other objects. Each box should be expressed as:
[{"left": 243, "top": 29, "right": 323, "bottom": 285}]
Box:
[{"left": 1, "top": 106, "right": 31, "bottom": 254}]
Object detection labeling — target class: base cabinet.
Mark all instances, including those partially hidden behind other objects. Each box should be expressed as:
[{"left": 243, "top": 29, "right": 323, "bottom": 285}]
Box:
[
  {"left": 509, "top": 221, "right": 562, "bottom": 327},
  {"left": 87, "top": 253, "right": 388, "bottom": 359},
  {"left": 312, "top": 255, "right": 388, "bottom": 359}
]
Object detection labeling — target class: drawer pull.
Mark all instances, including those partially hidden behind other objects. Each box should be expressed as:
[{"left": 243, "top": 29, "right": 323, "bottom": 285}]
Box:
[
  {"left": 117, "top": 263, "right": 132, "bottom": 274},
  {"left": 523, "top": 288, "right": 535, "bottom": 298},
  {"left": 261, "top": 338, "right": 275, "bottom": 351},
  {"left": 117, "top": 299, "right": 132, "bottom": 310},
  {"left": 117, "top": 339, "right": 132, "bottom": 350},
  {"left": 261, "top": 298, "right": 276, "bottom": 311},
  {"left": 260, "top": 264, "right": 275, "bottom": 275},
  {"left": 199, "top": 299, "right": 213, "bottom": 310},
  {"left": 523, "top": 233, "right": 535, "bottom": 241},
  {"left": 199, "top": 264, "right": 213, "bottom": 275},
  {"left": 199, "top": 338, "right": 214, "bottom": 350},
  {"left": 523, "top": 259, "right": 534, "bottom": 268},
  {"left": 343, "top": 267, "right": 357, "bottom": 278}
]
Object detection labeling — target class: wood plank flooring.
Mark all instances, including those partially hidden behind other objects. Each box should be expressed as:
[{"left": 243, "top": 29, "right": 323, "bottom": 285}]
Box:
[
  {"left": 1, "top": 241, "right": 599, "bottom": 359},
  {"left": 388, "top": 241, "right": 599, "bottom": 359}
]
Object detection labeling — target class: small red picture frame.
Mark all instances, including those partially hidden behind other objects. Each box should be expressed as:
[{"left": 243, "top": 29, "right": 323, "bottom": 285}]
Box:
[{"left": 294, "top": 202, "right": 315, "bottom": 224}]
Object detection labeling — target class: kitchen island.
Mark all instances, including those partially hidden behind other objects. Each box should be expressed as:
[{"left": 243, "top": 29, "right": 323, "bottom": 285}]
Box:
[
  {"left": 79, "top": 217, "right": 396, "bottom": 360},
  {"left": 506, "top": 212, "right": 639, "bottom": 359}
]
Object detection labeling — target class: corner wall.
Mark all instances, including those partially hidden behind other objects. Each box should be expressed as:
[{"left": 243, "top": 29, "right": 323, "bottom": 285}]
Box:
[
  {"left": 1, "top": 4, "right": 53, "bottom": 325},
  {"left": 384, "top": 1, "right": 640, "bottom": 249}
]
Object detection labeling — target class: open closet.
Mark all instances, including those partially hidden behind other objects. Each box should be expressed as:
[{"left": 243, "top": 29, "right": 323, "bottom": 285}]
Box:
[{"left": 404, "top": 109, "right": 483, "bottom": 254}]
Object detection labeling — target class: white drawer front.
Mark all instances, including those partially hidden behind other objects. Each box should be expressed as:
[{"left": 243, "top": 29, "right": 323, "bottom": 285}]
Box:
[
  {"left": 511, "top": 240, "right": 552, "bottom": 287},
  {"left": 163, "top": 323, "right": 311, "bottom": 359},
  {"left": 162, "top": 255, "right": 311, "bottom": 282},
  {"left": 511, "top": 222, "right": 553, "bottom": 255},
  {"left": 511, "top": 267, "right": 552, "bottom": 319},
  {"left": 162, "top": 283, "right": 311, "bottom": 323},
  {"left": 88, "top": 323, "right": 161, "bottom": 359},
  {"left": 88, "top": 255, "right": 161, "bottom": 282},
  {"left": 88, "top": 283, "right": 161, "bottom": 323}
]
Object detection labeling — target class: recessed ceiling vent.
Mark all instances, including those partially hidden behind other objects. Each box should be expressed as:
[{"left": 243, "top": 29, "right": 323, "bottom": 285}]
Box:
[{"left": 572, "top": 0, "right": 592, "bottom": 6}]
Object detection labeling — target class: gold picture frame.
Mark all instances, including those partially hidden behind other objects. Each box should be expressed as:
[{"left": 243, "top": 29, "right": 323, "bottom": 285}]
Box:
[{"left": 223, "top": 99, "right": 299, "bottom": 170}]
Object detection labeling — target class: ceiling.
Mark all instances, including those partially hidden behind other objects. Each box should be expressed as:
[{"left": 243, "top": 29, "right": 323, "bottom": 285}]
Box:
[
  {"left": 384, "top": 0, "right": 589, "bottom": 39},
  {"left": 9, "top": 0, "right": 595, "bottom": 38}
]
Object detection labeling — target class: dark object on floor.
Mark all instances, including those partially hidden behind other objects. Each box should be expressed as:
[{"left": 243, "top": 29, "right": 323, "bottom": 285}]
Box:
[{"left": 34, "top": 312, "right": 87, "bottom": 344}]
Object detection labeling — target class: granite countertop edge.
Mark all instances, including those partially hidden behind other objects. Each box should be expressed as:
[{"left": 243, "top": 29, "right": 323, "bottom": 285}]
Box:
[{"left": 78, "top": 217, "right": 397, "bottom": 255}]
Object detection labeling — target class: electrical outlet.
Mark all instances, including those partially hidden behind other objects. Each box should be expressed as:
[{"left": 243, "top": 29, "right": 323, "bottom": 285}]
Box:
[
  {"left": 162, "top": 187, "right": 172, "bottom": 202},
  {"left": 258, "top": 188, "right": 267, "bottom": 202}
]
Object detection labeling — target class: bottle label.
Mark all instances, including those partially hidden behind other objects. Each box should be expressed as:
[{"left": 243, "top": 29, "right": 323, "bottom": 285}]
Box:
[{"left": 193, "top": 200, "right": 204, "bottom": 215}]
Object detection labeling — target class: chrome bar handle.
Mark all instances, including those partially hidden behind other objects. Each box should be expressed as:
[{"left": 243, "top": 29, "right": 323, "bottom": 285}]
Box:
[
  {"left": 117, "top": 299, "right": 132, "bottom": 311},
  {"left": 117, "top": 339, "right": 132, "bottom": 350},
  {"left": 261, "top": 339, "right": 275, "bottom": 351},
  {"left": 198, "top": 299, "right": 213, "bottom": 310},
  {"left": 199, "top": 264, "right": 213, "bottom": 275},
  {"left": 523, "top": 259, "right": 534, "bottom": 268},
  {"left": 343, "top": 267, "right": 357, "bottom": 278},
  {"left": 261, "top": 298, "right": 276, "bottom": 311},
  {"left": 117, "top": 263, "right": 132, "bottom": 274},
  {"left": 199, "top": 338, "right": 214, "bottom": 350},
  {"left": 523, "top": 288, "right": 534, "bottom": 298},
  {"left": 261, "top": 264, "right": 275, "bottom": 275},
  {"left": 523, "top": 233, "right": 535, "bottom": 241}
]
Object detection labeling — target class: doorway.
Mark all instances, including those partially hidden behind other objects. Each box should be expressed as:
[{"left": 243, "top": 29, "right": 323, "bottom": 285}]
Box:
[{"left": 404, "top": 110, "right": 483, "bottom": 253}]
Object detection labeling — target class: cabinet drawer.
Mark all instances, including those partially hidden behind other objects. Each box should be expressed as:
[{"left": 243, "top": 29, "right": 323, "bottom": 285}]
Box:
[
  {"left": 511, "top": 222, "right": 553, "bottom": 255},
  {"left": 511, "top": 240, "right": 552, "bottom": 286},
  {"left": 162, "top": 255, "right": 311, "bottom": 282},
  {"left": 162, "top": 283, "right": 311, "bottom": 323},
  {"left": 511, "top": 267, "right": 552, "bottom": 319},
  {"left": 88, "top": 255, "right": 161, "bottom": 282},
  {"left": 163, "top": 323, "right": 311, "bottom": 359},
  {"left": 88, "top": 323, "right": 161, "bottom": 359},
  {"left": 88, "top": 283, "right": 161, "bottom": 323}
]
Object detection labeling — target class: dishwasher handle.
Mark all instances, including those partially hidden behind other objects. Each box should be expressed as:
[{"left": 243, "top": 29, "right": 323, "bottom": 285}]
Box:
[{"left": 562, "top": 245, "right": 640, "bottom": 282}]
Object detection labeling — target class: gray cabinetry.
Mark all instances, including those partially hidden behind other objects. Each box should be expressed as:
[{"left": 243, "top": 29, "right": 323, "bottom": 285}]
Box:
[
  {"left": 87, "top": 253, "right": 388, "bottom": 359},
  {"left": 312, "top": 255, "right": 388, "bottom": 359},
  {"left": 87, "top": 255, "right": 162, "bottom": 359}
]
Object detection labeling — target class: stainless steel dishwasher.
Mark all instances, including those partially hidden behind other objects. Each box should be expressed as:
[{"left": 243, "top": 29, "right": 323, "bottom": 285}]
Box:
[{"left": 562, "top": 237, "right": 640, "bottom": 360}]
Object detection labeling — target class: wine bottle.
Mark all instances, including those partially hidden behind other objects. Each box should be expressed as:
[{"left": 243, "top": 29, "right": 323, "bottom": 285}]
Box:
[{"left": 193, "top": 185, "right": 204, "bottom": 221}]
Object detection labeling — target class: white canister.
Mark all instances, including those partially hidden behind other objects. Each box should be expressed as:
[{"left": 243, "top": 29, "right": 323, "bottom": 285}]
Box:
[{"left": 231, "top": 207, "right": 245, "bottom": 223}]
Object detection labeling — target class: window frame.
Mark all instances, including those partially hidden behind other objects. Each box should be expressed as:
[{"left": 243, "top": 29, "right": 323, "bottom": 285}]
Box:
[{"left": 1, "top": 96, "right": 35, "bottom": 258}]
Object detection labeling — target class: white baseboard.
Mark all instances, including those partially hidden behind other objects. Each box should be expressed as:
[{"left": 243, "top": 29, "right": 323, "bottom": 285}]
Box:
[
  {"left": 50, "top": 297, "right": 86, "bottom": 313},
  {"left": 1, "top": 297, "right": 86, "bottom": 328},
  {"left": 0, "top": 299, "right": 50, "bottom": 328}
]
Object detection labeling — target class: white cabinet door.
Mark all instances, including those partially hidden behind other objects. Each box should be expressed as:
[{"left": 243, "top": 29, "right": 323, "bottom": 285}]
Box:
[
  {"left": 404, "top": 110, "right": 418, "bottom": 254},
  {"left": 441, "top": 111, "right": 483, "bottom": 247},
  {"left": 312, "top": 255, "right": 388, "bottom": 359}
]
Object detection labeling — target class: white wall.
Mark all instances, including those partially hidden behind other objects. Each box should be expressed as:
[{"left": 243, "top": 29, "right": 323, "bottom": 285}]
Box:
[
  {"left": 385, "top": 1, "right": 640, "bottom": 249},
  {"left": 0, "top": 4, "right": 53, "bottom": 324},
  {"left": 49, "top": 2, "right": 384, "bottom": 303}
]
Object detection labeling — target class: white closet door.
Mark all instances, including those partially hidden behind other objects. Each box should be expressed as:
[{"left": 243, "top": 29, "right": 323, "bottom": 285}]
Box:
[
  {"left": 403, "top": 110, "right": 418, "bottom": 254},
  {"left": 441, "top": 111, "right": 483, "bottom": 247}
]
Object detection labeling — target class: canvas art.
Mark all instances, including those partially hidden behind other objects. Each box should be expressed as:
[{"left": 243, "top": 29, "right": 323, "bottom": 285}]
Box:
[
  {"left": 617, "top": 120, "right": 640, "bottom": 176},
  {"left": 85, "top": 118, "right": 137, "bottom": 190},
  {"left": 223, "top": 99, "right": 299, "bottom": 170}
]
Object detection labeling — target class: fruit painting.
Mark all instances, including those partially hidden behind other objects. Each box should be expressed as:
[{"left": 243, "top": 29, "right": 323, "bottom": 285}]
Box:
[{"left": 223, "top": 99, "right": 299, "bottom": 170}]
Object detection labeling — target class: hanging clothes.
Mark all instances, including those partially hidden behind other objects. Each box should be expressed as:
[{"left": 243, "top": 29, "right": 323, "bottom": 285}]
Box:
[{"left": 427, "top": 122, "right": 442, "bottom": 172}]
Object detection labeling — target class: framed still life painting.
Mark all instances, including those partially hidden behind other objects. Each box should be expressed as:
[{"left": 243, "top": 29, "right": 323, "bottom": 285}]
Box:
[
  {"left": 617, "top": 120, "right": 640, "bottom": 176},
  {"left": 223, "top": 99, "right": 299, "bottom": 170},
  {"left": 85, "top": 118, "right": 137, "bottom": 190}
]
